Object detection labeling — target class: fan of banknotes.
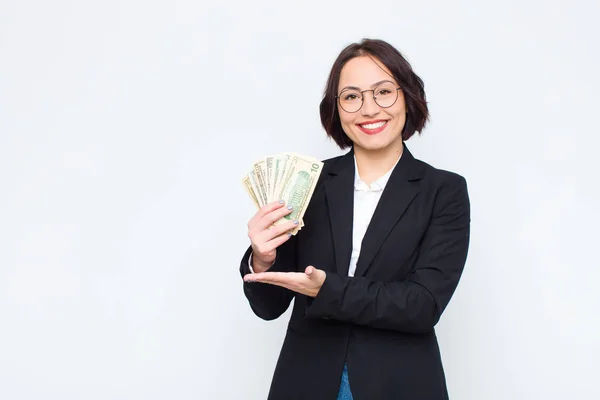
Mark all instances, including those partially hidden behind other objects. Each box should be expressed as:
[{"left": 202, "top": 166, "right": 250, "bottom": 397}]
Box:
[{"left": 242, "top": 152, "right": 324, "bottom": 235}]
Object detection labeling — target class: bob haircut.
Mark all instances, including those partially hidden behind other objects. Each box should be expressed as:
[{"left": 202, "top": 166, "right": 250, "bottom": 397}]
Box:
[{"left": 319, "top": 38, "right": 429, "bottom": 149}]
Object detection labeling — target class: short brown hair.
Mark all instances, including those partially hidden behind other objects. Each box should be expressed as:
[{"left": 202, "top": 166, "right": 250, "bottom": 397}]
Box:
[{"left": 319, "top": 38, "right": 429, "bottom": 149}]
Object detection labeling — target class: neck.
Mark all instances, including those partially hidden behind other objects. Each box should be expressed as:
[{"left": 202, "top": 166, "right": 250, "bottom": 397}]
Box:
[{"left": 354, "top": 141, "right": 404, "bottom": 186}]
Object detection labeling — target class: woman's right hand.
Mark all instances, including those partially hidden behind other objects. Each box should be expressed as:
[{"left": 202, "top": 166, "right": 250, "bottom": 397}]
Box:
[{"left": 247, "top": 200, "right": 298, "bottom": 273}]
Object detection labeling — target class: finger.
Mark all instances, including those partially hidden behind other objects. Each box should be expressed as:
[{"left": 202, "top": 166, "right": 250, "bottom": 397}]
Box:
[
  {"left": 243, "top": 271, "right": 286, "bottom": 283},
  {"left": 244, "top": 272, "right": 313, "bottom": 296},
  {"left": 244, "top": 271, "right": 299, "bottom": 284},
  {"left": 256, "top": 205, "right": 294, "bottom": 231},
  {"left": 305, "top": 266, "right": 327, "bottom": 286},
  {"left": 258, "top": 279, "right": 296, "bottom": 293},
  {"left": 264, "top": 231, "right": 293, "bottom": 250},
  {"left": 252, "top": 221, "right": 297, "bottom": 255},
  {"left": 249, "top": 200, "right": 286, "bottom": 227},
  {"left": 260, "top": 218, "right": 298, "bottom": 243}
]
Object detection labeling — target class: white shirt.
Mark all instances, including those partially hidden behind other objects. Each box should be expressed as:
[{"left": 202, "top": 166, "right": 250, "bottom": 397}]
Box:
[
  {"left": 348, "top": 154, "right": 398, "bottom": 276},
  {"left": 249, "top": 153, "right": 401, "bottom": 275}
]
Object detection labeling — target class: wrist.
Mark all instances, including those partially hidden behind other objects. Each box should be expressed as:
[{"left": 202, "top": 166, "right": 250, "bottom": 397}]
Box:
[
  {"left": 249, "top": 249, "right": 276, "bottom": 273},
  {"left": 253, "top": 258, "right": 274, "bottom": 273}
]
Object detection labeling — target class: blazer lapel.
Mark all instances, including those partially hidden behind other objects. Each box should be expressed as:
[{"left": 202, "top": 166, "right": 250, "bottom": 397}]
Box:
[
  {"left": 353, "top": 144, "right": 424, "bottom": 278},
  {"left": 324, "top": 149, "right": 355, "bottom": 277}
]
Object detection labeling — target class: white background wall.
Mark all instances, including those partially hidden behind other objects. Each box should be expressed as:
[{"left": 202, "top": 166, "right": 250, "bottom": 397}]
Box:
[{"left": 1, "top": 0, "right": 599, "bottom": 399}]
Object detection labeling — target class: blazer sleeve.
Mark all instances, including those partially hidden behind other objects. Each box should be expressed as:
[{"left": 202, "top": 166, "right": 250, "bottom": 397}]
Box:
[
  {"left": 305, "top": 173, "right": 470, "bottom": 333},
  {"left": 239, "top": 233, "right": 298, "bottom": 321}
]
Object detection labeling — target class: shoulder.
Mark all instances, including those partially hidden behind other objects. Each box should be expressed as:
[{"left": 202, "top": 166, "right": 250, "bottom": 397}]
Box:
[
  {"left": 320, "top": 153, "right": 345, "bottom": 171},
  {"left": 413, "top": 158, "right": 468, "bottom": 192},
  {"left": 410, "top": 156, "right": 470, "bottom": 213}
]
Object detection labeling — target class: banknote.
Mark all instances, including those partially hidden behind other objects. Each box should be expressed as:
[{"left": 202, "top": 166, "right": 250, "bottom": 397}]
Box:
[{"left": 242, "top": 152, "right": 323, "bottom": 235}]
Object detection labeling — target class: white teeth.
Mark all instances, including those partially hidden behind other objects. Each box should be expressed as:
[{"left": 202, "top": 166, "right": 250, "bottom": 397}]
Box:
[{"left": 360, "top": 121, "right": 386, "bottom": 129}]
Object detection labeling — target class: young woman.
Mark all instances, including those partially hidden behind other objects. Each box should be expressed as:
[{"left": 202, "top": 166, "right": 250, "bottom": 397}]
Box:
[{"left": 240, "top": 38, "right": 471, "bottom": 400}]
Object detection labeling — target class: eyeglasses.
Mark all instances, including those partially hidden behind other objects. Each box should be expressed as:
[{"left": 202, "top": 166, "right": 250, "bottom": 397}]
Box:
[{"left": 335, "top": 81, "right": 401, "bottom": 113}]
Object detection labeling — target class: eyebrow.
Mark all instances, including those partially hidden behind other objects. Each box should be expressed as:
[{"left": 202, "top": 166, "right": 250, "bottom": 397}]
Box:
[{"left": 339, "top": 79, "right": 395, "bottom": 92}]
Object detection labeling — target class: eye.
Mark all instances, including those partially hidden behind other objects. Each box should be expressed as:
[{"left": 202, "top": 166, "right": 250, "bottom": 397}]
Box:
[
  {"left": 344, "top": 93, "right": 359, "bottom": 101},
  {"left": 377, "top": 89, "right": 392, "bottom": 95}
]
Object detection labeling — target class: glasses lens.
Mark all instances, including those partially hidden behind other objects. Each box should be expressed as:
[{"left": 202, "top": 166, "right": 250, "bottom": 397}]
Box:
[
  {"left": 338, "top": 89, "right": 362, "bottom": 113},
  {"left": 374, "top": 83, "right": 399, "bottom": 108}
]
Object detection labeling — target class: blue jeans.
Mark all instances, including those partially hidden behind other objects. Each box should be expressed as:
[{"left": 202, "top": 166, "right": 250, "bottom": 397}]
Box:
[{"left": 336, "top": 364, "right": 353, "bottom": 400}]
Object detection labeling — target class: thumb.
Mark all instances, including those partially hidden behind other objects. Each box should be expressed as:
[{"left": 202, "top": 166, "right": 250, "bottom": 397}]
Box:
[{"left": 305, "top": 265, "right": 316, "bottom": 277}]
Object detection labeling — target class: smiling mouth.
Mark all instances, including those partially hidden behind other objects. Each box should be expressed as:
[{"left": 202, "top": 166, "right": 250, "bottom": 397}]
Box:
[{"left": 357, "top": 120, "right": 388, "bottom": 134}]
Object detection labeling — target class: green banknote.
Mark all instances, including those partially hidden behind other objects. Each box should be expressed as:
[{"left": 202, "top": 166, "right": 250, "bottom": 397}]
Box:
[{"left": 242, "top": 152, "right": 323, "bottom": 235}]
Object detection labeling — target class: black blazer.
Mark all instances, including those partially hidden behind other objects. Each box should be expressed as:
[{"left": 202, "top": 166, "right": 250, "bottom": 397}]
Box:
[{"left": 239, "top": 143, "right": 471, "bottom": 400}]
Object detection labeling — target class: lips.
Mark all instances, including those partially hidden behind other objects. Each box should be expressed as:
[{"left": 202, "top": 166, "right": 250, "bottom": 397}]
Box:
[{"left": 356, "top": 120, "right": 388, "bottom": 135}]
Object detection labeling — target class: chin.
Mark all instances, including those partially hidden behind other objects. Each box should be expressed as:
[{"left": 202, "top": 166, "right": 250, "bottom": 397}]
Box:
[
  {"left": 356, "top": 141, "right": 390, "bottom": 152},
  {"left": 355, "top": 134, "right": 389, "bottom": 147}
]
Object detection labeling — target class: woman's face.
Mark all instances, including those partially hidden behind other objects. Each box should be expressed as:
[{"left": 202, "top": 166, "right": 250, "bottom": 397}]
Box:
[{"left": 337, "top": 55, "right": 406, "bottom": 153}]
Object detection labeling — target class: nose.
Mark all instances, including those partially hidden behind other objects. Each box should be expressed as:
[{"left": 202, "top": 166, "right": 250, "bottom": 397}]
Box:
[{"left": 361, "top": 90, "right": 380, "bottom": 116}]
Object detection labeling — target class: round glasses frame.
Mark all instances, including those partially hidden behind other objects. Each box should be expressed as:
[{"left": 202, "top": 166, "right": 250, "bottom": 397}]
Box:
[{"left": 335, "top": 86, "right": 402, "bottom": 113}]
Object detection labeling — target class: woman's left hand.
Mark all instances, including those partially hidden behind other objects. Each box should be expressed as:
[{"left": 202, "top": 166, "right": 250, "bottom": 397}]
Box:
[{"left": 243, "top": 266, "right": 326, "bottom": 298}]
